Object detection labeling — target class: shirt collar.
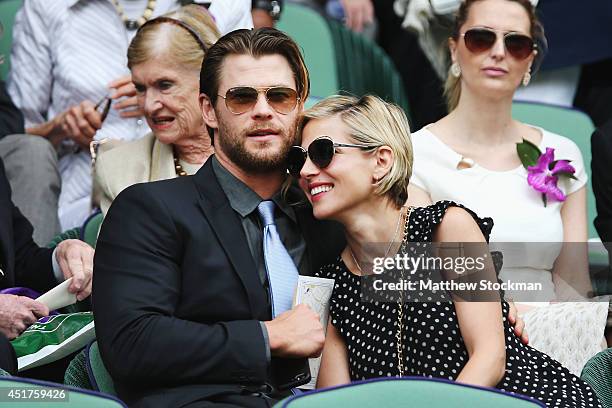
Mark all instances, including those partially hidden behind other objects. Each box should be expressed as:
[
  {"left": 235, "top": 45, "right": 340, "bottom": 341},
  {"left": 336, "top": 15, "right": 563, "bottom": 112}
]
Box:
[{"left": 211, "top": 155, "right": 296, "bottom": 223}]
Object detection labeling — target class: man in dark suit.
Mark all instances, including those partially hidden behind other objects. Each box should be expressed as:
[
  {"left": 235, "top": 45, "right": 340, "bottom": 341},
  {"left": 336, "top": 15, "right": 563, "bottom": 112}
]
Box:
[
  {"left": 93, "top": 28, "right": 344, "bottom": 407},
  {"left": 0, "top": 157, "right": 94, "bottom": 373}
]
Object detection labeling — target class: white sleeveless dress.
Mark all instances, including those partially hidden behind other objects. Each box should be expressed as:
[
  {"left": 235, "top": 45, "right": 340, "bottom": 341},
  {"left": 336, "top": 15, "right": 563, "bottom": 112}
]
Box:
[{"left": 410, "top": 126, "right": 608, "bottom": 374}]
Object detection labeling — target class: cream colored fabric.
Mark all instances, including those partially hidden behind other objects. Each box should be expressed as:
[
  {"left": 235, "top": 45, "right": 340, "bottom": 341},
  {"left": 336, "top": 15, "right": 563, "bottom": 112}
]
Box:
[
  {"left": 522, "top": 301, "right": 609, "bottom": 375},
  {"left": 93, "top": 132, "right": 176, "bottom": 216}
]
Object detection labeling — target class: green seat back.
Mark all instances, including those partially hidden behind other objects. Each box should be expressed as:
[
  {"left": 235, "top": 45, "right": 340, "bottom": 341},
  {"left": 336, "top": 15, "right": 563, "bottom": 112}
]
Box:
[
  {"left": 581, "top": 347, "right": 612, "bottom": 407},
  {"left": 512, "top": 101, "right": 597, "bottom": 239},
  {"left": 64, "top": 348, "right": 91, "bottom": 390},
  {"left": 64, "top": 341, "right": 116, "bottom": 396},
  {"left": 46, "top": 228, "right": 81, "bottom": 249},
  {"left": 81, "top": 212, "right": 103, "bottom": 249},
  {"left": 278, "top": 378, "right": 544, "bottom": 407},
  {"left": 0, "top": 377, "right": 126, "bottom": 407},
  {"left": 88, "top": 341, "right": 116, "bottom": 396},
  {"left": 327, "top": 19, "right": 410, "bottom": 118},
  {"left": 0, "top": 0, "right": 22, "bottom": 81},
  {"left": 277, "top": 3, "right": 338, "bottom": 98}
]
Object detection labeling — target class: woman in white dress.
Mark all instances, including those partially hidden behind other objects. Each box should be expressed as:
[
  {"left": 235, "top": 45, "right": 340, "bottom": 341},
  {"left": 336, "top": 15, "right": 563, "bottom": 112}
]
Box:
[{"left": 407, "top": 0, "right": 607, "bottom": 372}]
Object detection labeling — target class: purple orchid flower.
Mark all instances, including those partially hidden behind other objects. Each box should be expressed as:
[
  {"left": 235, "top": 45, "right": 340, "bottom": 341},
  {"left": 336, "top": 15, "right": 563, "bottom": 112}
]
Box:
[{"left": 527, "top": 147, "right": 575, "bottom": 204}]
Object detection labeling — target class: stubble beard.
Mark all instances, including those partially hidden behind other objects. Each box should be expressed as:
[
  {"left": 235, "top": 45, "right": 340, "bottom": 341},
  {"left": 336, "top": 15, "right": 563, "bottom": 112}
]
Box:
[{"left": 216, "top": 116, "right": 297, "bottom": 174}]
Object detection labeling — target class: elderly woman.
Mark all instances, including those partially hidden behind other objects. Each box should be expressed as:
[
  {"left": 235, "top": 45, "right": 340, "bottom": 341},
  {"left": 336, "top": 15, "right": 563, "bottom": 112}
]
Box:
[
  {"left": 288, "top": 94, "right": 601, "bottom": 407},
  {"left": 93, "top": 5, "right": 219, "bottom": 215}
]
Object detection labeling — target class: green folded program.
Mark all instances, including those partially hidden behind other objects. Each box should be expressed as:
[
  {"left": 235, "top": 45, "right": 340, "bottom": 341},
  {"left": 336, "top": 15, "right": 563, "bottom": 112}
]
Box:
[{"left": 11, "top": 312, "right": 94, "bottom": 359}]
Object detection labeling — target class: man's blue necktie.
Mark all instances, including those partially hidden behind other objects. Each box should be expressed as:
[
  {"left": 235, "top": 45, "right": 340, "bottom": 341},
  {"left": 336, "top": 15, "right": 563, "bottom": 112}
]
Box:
[{"left": 257, "top": 200, "right": 299, "bottom": 317}]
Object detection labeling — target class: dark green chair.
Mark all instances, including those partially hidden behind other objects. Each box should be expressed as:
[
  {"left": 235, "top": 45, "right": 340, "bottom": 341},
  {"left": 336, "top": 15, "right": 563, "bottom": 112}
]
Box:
[
  {"left": 80, "top": 211, "right": 103, "bottom": 249},
  {"left": 277, "top": 377, "right": 545, "bottom": 407},
  {"left": 581, "top": 347, "right": 612, "bottom": 408},
  {"left": 0, "top": 377, "right": 126, "bottom": 407},
  {"left": 277, "top": 3, "right": 338, "bottom": 98},
  {"left": 327, "top": 19, "right": 410, "bottom": 117},
  {"left": 65, "top": 341, "right": 116, "bottom": 397},
  {"left": 0, "top": 0, "right": 23, "bottom": 81}
]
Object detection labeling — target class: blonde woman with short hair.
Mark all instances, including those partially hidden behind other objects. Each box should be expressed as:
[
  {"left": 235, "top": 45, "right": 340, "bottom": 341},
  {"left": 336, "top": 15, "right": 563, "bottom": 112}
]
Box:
[{"left": 288, "top": 94, "right": 601, "bottom": 407}]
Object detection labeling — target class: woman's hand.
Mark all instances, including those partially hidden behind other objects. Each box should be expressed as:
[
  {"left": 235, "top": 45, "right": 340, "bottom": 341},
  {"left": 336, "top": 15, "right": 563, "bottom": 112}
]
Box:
[{"left": 109, "top": 75, "right": 144, "bottom": 119}]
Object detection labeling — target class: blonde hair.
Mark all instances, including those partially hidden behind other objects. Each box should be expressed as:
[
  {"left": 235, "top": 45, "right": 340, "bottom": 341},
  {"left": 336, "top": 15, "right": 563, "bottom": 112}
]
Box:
[
  {"left": 127, "top": 5, "right": 220, "bottom": 71},
  {"left": 298, "top": 95, "right": 413, "bottom": 208}
]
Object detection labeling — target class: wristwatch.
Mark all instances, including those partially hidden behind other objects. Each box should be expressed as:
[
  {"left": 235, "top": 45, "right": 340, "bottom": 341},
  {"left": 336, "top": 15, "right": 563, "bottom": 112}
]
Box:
[{"left": 252, "top": 0, "right": 282, "bottom": 21}]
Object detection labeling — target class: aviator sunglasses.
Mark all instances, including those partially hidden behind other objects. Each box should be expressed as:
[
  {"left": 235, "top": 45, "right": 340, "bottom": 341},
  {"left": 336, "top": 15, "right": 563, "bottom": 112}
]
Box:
[
  {"left": 287, "top": 136, "right": 371, "bottom": 177},
  {"left": 218, "top": 86, "right": 300, "bottom": 115},
  {"left": 462, "top": 27, "right": 536, "bottom": 60}
]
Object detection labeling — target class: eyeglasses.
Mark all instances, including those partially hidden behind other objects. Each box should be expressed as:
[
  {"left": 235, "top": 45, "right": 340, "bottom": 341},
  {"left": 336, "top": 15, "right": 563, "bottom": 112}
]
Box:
[
  {"left": 287, "top": 136, "right": 371, "bottom": 177},
  {"left": 218, "top": 86, "right": 300, "bottom": 115},
  {"left": 94, "top": 95, "right": 112, "bottom": 123},
  {"left": 462, "top": 27, "right": 536, "bottom": 60}
]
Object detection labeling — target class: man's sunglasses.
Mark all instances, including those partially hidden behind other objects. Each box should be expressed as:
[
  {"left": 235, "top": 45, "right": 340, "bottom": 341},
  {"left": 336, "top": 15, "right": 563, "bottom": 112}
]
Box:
[
  {"left": 287, "top": 136, "right": 370, "bottom": 178},
  {"left": 462, "top": 28, "right": 536, "bottom": 60},
  {"left": 218, "top": 86, "right": 300, "bottom": 115}
]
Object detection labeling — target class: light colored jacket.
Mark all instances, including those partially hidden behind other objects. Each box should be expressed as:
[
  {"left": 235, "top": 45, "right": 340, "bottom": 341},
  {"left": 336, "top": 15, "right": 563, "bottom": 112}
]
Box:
[{"left": 93, "top": 133, "right": 176, "bottom": 216}]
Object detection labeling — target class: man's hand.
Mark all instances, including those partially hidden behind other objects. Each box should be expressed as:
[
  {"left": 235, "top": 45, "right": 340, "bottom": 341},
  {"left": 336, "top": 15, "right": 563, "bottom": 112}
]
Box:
[
  {"left": 340, "top": 0, "right": 374, "bottom": 32},
  {"left": 0, "top": 295, "right": 49, "bottom": 339},
  {"left": 55, "top": 240, "right": 94, "bottom": 301},
  {"left": 108, "top": 75, "right": 144, "bottom": 119},
  {"left": 507, "top": 300, "right": 529, "bottom": 344},
  {"left": 49, "top": 101, "right": 102, "bottom": 149},
  {"left": 264, "top": 304, "right": 325, "bottom": 358}
]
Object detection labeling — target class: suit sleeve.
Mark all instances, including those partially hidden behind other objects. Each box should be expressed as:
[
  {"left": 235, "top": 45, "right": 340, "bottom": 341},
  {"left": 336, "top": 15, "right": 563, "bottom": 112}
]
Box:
[
  {"left": 93, "top": 183, "right": 269, "bottom": 386},
  {"left": 0, "top": 81, "right": 24, "bottom": 139},
  {"left": 0, "top": 160, "right": 55, "bottom": 291},
  {"left": 591, "top": 122, "right": 612, "bottom": 243}
]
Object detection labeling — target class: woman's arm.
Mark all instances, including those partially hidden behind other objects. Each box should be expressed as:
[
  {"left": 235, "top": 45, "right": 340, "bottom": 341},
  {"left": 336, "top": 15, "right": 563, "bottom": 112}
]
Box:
[
  {"left": 316, "top": 321, "right": 351, "bottom": 388},
  {"left": 434, "top": 207, "right": 506, "bottom": 387},
  {"left": 407, "top": 184, "right": 433, "bottom": 207},
  {"left": 553, "top": 186, "right": 593, "bottom": 299}
]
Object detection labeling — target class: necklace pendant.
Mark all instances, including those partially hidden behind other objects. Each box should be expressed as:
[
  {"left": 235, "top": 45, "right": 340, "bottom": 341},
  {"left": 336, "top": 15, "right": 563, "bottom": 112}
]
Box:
[{"left": 125, "top": 20, "right": 139, "bottom": 30}]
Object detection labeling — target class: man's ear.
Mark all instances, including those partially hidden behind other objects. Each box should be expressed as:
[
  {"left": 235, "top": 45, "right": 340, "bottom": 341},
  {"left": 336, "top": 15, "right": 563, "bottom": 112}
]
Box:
[
  {"left": 200, "top": 93, "right": 218, "bottom": 130},
  {"left": 373, "top": 146, "right": 394, "bottom": 182}
]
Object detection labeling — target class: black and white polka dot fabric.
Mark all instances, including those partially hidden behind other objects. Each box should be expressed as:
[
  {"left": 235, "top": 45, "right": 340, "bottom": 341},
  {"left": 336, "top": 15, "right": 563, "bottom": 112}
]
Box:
[{"left": 315, "top": 201, "right": 601, "bottom": 408}]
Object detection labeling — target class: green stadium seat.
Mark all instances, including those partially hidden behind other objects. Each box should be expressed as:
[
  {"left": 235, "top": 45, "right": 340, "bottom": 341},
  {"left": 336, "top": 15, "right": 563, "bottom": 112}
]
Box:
[
  {"left": 0, "top": 377, "right": 126, "bottom": 407},
  {"left": 80, "top": 211, "right": 103, "bottom": 249},
  {"left": 327, "top": 19, "right": 410, "bottom": 117},
  {"left": 0, "top": 0, "right": 22, "bottom": 81},
  {"left": 277, "top": 3, "right": 338, "bottom": 99},
  {"left": 277, "top": 377, "right": 545, "bottom": 407},
  {"left": 581, "top": 347, "right": 612, "bottom": 408},
  {"left": 64, "top": 341, "right": 116, "bottom": 396}
]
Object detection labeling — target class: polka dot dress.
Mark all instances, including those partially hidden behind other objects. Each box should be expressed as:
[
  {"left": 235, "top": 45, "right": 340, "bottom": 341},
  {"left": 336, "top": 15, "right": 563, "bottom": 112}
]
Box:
[{"left": 315, "top": 201, "right": 601, "bottom": 408}]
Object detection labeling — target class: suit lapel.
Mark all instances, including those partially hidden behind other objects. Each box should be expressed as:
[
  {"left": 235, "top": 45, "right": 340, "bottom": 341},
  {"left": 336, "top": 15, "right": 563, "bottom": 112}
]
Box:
[{"left": 191, "top": 161, "right": 268, "bottom": 316}]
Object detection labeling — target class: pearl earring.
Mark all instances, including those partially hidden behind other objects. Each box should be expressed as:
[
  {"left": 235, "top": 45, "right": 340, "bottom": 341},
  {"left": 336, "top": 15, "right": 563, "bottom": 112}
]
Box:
[
  {"left": 523, "top": 71, "right": 531, "bottom": 86},
  {"left": 451, "top": 62, "right": 461, "bottom": 78}
]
